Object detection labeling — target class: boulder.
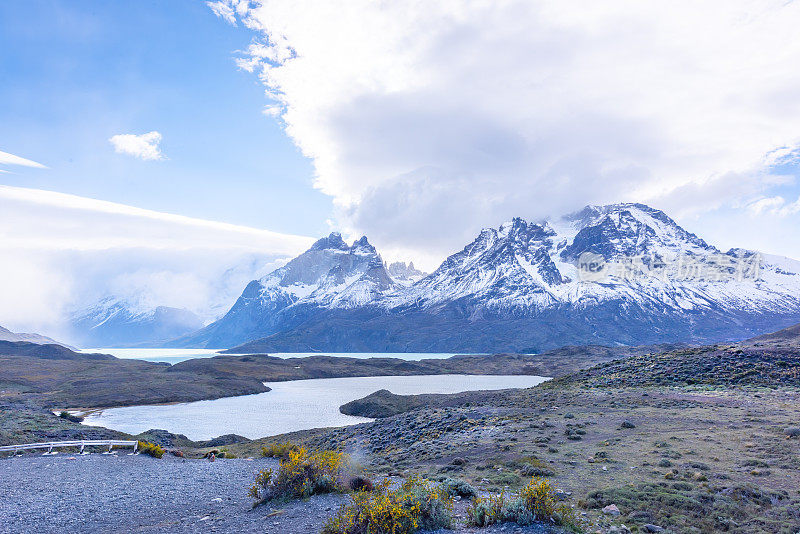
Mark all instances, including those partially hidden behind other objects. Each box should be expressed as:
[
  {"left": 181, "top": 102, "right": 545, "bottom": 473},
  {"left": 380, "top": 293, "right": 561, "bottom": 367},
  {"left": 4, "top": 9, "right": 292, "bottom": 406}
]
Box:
[{"left": 602, "top": 504, "right": 621, "bottom": 516}]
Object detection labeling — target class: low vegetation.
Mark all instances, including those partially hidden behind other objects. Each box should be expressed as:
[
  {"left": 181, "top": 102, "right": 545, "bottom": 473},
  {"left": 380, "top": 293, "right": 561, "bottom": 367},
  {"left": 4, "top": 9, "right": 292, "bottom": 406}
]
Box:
[
  {"left": 249, "top": 445, "right": 345, "bottom": 503},
  {"left": 583, "top": 481, "right": 795, "bottom": 533},
  {"left": 204, "top": 448, "right": 236, "bottom": 459},
  {"left": 261, "top": 441, "right": 301, "bottom": 459},
  {"left": 552, "top": 345, "right": 800, "bottom": 389},
  {"left": 322, "top": 477, "right": 453, "bottom": 534},
  {"left": 441, "top": 477, "right": 478, "bottom": 498},
  {"left": 136, "top": 441, "right": 164, "bottom": 459},
  {"left": 58, "top": 411, "right": 84, "bottom": 423},
  {"left": 466, "top": 477, "right": 578, "bottom": 530}
]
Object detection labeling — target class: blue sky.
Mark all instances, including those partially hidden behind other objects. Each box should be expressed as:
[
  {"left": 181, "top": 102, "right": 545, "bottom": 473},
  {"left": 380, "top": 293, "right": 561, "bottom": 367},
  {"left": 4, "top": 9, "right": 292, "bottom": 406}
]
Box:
[
  {"left": 0, "top": 0, "right": 330, "bottom": 236},
  {"left": 2, "top": 0, "right": 800, "bottom": 335}
]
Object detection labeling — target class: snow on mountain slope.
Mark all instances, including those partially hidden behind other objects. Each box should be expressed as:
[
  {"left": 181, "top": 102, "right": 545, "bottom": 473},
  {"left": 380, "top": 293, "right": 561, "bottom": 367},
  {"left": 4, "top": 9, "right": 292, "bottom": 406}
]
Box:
[
  {"left": 388, "top": 203, "right": 800, "bottom": 318},
  {"left": 181, "top": 203, "right": 800, "bottom": 351},
  {"left": 171, "top": 233, "right": 403, "bottom": 347},
  {"left": 70, "top": 298, "right": 204, "bottom": 347}
]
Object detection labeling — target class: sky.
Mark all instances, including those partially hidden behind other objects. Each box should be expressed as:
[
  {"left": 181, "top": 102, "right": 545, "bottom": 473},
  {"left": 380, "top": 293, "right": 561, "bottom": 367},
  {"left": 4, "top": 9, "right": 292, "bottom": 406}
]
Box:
[{"left": 3, "top": 0, "right": 800, "bottom": 336}]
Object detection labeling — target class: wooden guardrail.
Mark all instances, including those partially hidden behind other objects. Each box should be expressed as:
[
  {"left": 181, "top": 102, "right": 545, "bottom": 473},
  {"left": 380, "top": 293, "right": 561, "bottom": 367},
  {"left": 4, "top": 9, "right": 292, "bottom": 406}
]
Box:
[{"left": 0, "top": 440, "right": 138, "bottom": 455}]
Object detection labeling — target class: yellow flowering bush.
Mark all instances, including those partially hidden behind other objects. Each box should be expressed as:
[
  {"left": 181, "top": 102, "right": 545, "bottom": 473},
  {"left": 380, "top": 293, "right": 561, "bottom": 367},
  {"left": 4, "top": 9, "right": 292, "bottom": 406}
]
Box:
[
  {"left": 466, "top": 477, "right": 578, "bottom": 531},
  {"left": 136, "top": 441, "right": 164, "bottom": 459},
  {"left": 322, "top": 477, "right": 453, "bottom": 534},
  {"left": 518, "top": 477, "right": 557, "bottom": 519},
  {"left": 249, "top": 446, "right": 345, "bottom": 503}
]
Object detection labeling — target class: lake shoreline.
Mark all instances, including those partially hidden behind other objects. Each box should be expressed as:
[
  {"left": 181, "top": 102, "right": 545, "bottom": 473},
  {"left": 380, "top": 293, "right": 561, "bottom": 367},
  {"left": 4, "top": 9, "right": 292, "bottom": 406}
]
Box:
[{"left": 80, "top": 374, "right": 550, "bottom": 440}]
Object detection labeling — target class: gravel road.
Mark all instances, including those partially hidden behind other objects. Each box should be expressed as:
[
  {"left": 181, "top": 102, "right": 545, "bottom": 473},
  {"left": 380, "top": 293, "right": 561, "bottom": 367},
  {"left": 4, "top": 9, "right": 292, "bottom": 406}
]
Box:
[{"left": 0, "top": 454, "right": 559, "bottom": 534}]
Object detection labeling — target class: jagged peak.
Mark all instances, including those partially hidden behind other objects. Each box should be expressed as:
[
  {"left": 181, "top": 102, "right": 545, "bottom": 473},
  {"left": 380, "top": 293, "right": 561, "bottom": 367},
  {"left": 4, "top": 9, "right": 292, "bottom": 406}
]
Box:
[
  {"left": 488, "top": 217, "right": 555, "bottom": 242},
  {"left": 310, "top": 232, "right": 349, "bottom": 251},
  {"left": 387, "top": 261, "right": 426, "bottom": 280},
  {"left": 564, "top": 202, "right": 665, "bottom": 225},
  {"left": 350, "top": 235, "right": 377, "bottom": 255}
]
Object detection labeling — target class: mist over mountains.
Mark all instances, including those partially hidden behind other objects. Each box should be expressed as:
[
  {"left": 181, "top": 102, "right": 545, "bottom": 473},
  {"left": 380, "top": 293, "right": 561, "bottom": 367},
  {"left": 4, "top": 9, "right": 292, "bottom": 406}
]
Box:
[{"left": 145, "top": 203, "right": 800, "bottom": 353}]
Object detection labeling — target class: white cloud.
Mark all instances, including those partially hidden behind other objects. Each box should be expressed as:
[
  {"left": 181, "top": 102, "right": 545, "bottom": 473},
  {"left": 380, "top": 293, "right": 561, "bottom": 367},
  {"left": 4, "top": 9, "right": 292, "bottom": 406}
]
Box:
[
  {"left": 207, "top": 1, "right": 237, "bottom": 26},
  {"left": 212, "top": 0, "right": 800, "bottom": 267},
  {"left": 746, "top": 195, "right": 800, "bottom": 217},
  {"left": 109, "top": 131, "right": 166, "bottom": 161},
  {"left": 0, "top": 185, "right": 314, "bottom": 336},
  {"left": 0, "top": 149, "right": 47, "bottom": 169}
]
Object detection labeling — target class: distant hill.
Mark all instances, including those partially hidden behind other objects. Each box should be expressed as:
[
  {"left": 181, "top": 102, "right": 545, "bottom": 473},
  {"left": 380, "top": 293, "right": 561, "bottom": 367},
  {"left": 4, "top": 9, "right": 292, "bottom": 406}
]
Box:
[
  {"left": 0, "top": 340, "right": 266, "bottom": 408},
  {"left": 0, "top": 340, "right": 113, "bottom": 360},
  {"left": 0, "top": 325, "right": 74, "bottom": 349},
  {"left": 744, "top": 321, "right": 800, "bottom": 349}
]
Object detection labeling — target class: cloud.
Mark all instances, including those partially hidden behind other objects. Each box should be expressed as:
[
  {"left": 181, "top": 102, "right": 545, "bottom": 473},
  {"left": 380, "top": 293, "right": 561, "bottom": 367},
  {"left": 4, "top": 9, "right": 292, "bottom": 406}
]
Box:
[
  {"left": 207, "top": 1, "right": 237, "bottom": 26},
  {"left": 746, "top": 195, "right": 800, "bottom": 217},
  {"left": 0, "top": 149, "right": 47, "bottom": 169},
  {"left": 0, "top": 185, "right": 314, "bottom": 336},
  {"left": 109, "top": 131, "right": 166, "bottom": 161},
  {"left": 212, "top": 0, "right": 800, "bottom": 266}
]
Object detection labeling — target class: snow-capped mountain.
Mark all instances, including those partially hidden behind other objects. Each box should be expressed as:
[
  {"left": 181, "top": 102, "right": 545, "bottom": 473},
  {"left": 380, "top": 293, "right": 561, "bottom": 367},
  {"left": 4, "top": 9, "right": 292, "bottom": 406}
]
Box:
[
  {"left": 69, "top": 298, "right": 203, "bottom": 348},
  {"left": 171, "top": 233, "right": 401, "bottom": 347},
  {"left": 387, "top": 261, "right": 426, "bottom": 286},
  {"left": 175, "top": 203, "right": 800, "bottom": 352},
  {"left": 389, "top": 203, "right": 800, "bottom": 318}
]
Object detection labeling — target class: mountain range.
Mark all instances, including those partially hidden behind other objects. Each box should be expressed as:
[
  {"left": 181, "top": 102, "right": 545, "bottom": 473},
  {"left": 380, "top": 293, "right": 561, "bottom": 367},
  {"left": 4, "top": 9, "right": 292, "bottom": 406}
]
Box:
[
  {"left": 165, "top": 203, "right": 800, "bottom": 352},
  {"left": 69, "top": 298, "right": 204, "bottom": 348}
]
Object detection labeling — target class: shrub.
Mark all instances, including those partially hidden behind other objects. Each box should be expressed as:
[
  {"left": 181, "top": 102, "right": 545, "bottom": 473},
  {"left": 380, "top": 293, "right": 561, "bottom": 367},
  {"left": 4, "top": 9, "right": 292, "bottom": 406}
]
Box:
[
  {"left": 322, "top": 477, "right": 453, "bottom": 534},
  {"left": 58, "top": 411, "right": 84, "bottom": 423},
  {"left": 347, "top": 475, "right": 374, "bottom": 493},
  {"left": 261, "top": 441, "right": 301, "bottom": 458},
  {"left": 249, "top": 446, "right": 344, "bottom": 503},
  {"left": 441, "top": 478, "right": 477, "bottom": 498},
  {"left": 137, "top": 441, "right": 164, "bottom": 459},
  {"left": 205, "top": 448, "right": 237, "bottom": 459},
  {"left": 521, "top": 463, "right": 555, "bottom": 477},
  {"left": 784, "top": 427, "right": 800, "bottom": 438},
  {"left": 508, "top": 478, "right": 578, "bottom": 529},
  {"left": 219, "top": 448, "right": 237, "bottom": 459},
  {"left": 517, "top": 477, "right": 557, "bottom": 519},
  {"left": 466, "top": 478, "right": 578, "bottom": 530},
  {"left": 466, "top": 491, "right": 507, "bottom": 526}
]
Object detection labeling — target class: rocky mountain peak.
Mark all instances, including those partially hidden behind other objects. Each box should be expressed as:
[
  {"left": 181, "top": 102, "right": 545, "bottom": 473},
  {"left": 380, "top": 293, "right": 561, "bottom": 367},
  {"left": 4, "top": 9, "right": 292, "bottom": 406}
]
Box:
[
  {"left": 351, "top": 235, "right": 377, "bottom": 255},
  {"left": 560, "top": 203, "right": 714, "bottom": 262},
  {"left": 310, "top": 232, "right": 349, "bottom": 251}
]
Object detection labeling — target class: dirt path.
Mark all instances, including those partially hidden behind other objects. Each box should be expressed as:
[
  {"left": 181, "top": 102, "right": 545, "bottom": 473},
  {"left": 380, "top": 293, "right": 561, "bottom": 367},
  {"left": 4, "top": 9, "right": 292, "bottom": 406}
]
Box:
[{"left": 0, "top": 454, "right": 556, "bottom": 534}]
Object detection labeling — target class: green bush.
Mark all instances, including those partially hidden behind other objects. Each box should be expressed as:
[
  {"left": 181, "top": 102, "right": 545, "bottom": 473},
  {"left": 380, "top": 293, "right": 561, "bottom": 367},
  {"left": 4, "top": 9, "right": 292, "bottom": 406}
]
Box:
[
  {"left": 322, "top": 477, "right": 453, "bottom": 534},
  {"left": 58, "top": 411, "right": 84, "bottom": 423},
  {"left": 205, "top": 448, "right": 236, "bottom": 459},
  {"left": 466, "top": 477, "right": 578, "bottom": 531},
  {"left": 261, "top": 441, "right": 301, "bottom": 458},
  {"left": 520, "top": 463, "right": 555, "bottom": 477},
  {"left": 137, "top": 441, "right": 164, "bottom": 459},
  {"left": 442, "top": 477, "right": 477, "bottom": 498},
  {"left": 466, "top": 491, "right": 506, "bottom": 526}
]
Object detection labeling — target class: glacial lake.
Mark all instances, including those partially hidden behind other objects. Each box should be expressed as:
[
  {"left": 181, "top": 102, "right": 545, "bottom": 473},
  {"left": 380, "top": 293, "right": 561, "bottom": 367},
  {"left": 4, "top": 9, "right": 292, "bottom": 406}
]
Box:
[
  {"left": 80, "top": 348, "right": 477, "bottom": 364},
  {"left": 81, "top": 374, "right": 548, "bottom": 440}
]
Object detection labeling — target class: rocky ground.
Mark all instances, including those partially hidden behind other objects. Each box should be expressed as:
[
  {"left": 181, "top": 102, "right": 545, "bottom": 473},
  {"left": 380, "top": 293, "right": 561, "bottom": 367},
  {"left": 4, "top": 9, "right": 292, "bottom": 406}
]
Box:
[
  {"left": 3, "top": 340, "right": 800, "bottom": 533},
  {"left": 0, "top": 454, "right": 559, "bottom": 534},
  {"left": 228, "top": 364, "right": 800, "bottom": 532}
]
